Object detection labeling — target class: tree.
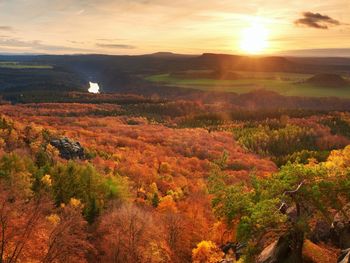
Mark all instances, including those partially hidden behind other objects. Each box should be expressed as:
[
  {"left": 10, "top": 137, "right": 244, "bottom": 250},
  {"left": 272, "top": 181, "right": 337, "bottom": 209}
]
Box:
[
  {"left": 42, "top": 198, "right": 92, "bottom": 263},
  {"left": 50, "top": 161, "right": 128, "bottom": 222},
  {"left": 0, "top": 154, "right": 92, "bottom": 263},
  {"left": 209, "top": 147, "right": 350, "bottom": 262},
  {"left": 159, "top": 210, "right": 191, "bottom": 262},
  {"left": 96, "top": 204, "right": 171, "bottom": 263},
  {"left": 152, "top": 193, "right": 160, "bottom": 207},
  {"left": 0, "top": 154, "right": 49, "bottom": 262},
  {"left": 157, "top": 195, "right": 177, "bottom": 213},
  {"left": 192, "top": 240, "right": 224, "bottom": 263},
  {"left": 0, "top": 184, "right": 50, "bottom": 263}
]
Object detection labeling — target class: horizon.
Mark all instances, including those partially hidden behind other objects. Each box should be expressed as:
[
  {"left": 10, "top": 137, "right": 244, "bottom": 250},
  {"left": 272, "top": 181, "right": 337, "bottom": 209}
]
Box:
[{"left": 2, "top": 48, "right": 350, "bottom": 58}]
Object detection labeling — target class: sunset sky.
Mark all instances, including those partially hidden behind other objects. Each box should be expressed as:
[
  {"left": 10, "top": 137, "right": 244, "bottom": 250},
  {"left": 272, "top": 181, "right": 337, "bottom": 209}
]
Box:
[{"left": 0, "top": 0, "right": 349, "bottom": 55}]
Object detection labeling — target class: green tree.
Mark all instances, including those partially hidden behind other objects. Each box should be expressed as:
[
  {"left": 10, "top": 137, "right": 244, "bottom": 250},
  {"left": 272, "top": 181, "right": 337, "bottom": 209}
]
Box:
[
  {"left": 50, "top": 161, "right": 128, "bottom": 223},
  {"left": 152, "top": 192, "right": 160, "bottom": 207},
  {"left": 209, "top": 149, "right": 350, "bottom": 262},
  {"left": 233, "top": 124, "right": 322, "bottom": 166}
]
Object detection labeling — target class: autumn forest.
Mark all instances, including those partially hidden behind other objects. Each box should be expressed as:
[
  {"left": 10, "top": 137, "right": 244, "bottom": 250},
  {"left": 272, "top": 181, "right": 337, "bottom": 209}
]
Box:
[{"left": 0, "top": 95, "right": 349, "bottom": 262}]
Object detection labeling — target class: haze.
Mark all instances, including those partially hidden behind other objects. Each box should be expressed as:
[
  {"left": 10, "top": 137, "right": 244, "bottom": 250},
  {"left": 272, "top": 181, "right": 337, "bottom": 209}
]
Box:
[{"left": 0, "top": 0, "right": 349, "bottom": 56}]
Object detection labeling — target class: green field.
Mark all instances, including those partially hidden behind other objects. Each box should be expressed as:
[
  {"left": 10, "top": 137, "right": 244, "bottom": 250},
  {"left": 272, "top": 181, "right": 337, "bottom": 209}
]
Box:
[
  {"left": 0, "top": 61, "right": 53, "bottom": 69},
  {"left": 145, "top": 71, "right": 350, "bottom": 98}
]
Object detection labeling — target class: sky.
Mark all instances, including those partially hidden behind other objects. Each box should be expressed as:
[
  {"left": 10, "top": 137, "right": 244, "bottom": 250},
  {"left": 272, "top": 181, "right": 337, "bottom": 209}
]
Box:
[{"left": 0, "top": 0, "right": 349, "bottom": 56}]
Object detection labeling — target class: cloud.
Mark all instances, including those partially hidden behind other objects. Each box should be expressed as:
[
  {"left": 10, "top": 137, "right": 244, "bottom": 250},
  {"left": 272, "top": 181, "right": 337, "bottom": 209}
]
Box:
[
  {"left": 96, "top": 43, "right": 136, "bottom": 49},
  {"left": 96, "top": 38, "right": 125, "bottom": 42},
  {"left": 69, "top": 40, "right": 85, "bottom": 44},
  {"left": 0, "top": 26, "right": 13, "bottom": 31},
  {"left": 76, "top": 9, "right": 85, "bottom": 15},
  {"left": 295, "top": 12, "right": 340, "bottom": 29},
  {"left": 0, "top": 38, "right": 91, "bottom": 52}
]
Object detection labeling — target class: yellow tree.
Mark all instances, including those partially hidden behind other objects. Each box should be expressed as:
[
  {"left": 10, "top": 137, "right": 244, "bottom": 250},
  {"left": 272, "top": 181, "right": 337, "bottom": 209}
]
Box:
[{"left": 192, "top": 240, "right": 224, "bottom": 263}]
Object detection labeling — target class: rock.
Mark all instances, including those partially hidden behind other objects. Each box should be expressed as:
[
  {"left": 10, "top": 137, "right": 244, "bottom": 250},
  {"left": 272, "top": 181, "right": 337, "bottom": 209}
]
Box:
[
  {"left": 50, "top": 137, "right": 85, "bottom": 160},
  {"left": 258, "top": 236, "right": 337, "bottom": 263},
  {"left": 257, "top": 235, "right": 291, "bottom": 263},
  {"left": 310, "top": 220, "right": 331, "bottom": 244},
  {"left": 332, "top": 203, "right": 350, "bottom": 249},
  {"left": 258, "top": 240, "right": 279, "bottom": 263},
  {"left": 220, "top": 242, "right": 245, "bottom": 261},
  {"left": 338, "top": 248, "right": 350, "bottom": 263}
]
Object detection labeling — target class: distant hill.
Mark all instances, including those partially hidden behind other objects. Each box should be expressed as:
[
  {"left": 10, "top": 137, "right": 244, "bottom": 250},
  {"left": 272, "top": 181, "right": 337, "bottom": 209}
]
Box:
[
  {"left": 280, "top": 48, "right": 350, "bottom": 58},
  {"left": 305, "top": 73, "right": 350, "bottom": 88},
  {"left": 288, "top": 57, "right": 350, "bottom": 66},
  {"left": 1, "top": 52, "right": 350, "bottom": 97},
  {"left": 186, "top": 53, "right": 301, "bottom": 72},
  {"left": 145, "top": 52, "right": 197, "bottom": 59}
]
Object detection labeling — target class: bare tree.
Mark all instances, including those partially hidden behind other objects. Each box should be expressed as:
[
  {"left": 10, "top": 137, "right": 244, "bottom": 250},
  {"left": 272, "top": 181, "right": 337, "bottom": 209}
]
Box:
[
  {"left": 0, "top": 185, "right": 50, "bottom": 263},
  {"left": 42, "top": 202, "right": 92, "bottom": 263},
  {"left": 97, "top": 204, "right": 170, "bottom": 263}
]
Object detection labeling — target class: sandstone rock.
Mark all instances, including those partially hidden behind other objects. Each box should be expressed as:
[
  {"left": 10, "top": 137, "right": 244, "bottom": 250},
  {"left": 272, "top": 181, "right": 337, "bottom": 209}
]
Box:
[
  {"left": 50, "top": 137, "right": 85, "bottom": 160},
  {"left": 257, "top": 235, "right": 292, "bottom": 263},
  {"left": 338, "top": 248, "right": 350, "bottom": 263},
  {"left": 310, "top": 220, "right": 331, "bottom": 244}
]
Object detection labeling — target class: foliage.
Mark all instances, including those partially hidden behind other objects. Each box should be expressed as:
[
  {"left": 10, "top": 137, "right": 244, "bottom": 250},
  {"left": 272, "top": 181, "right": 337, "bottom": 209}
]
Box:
[
  {"left": 192, "top": 240, "right": 224, "bottom": 263},
  {"left": 209, "top": 148, "right": 350, "bottom": 259},
  {"left": 233, "top": 122, "right": 345, "bottom": 166},
  {"left": 50, "top": 161, "right": 128, "bottom": 222},
  {"left": 97, "top": 204, "right": 171, "bottom": 262},
  {"left": 321, "top": 114, "right": 350, "bottom": 139},
  {"left": 1, "top": 103, "right": 350, "bottom": 262},
  {"left": 0, "top": 157, "right": 92, "bottom": 262}
]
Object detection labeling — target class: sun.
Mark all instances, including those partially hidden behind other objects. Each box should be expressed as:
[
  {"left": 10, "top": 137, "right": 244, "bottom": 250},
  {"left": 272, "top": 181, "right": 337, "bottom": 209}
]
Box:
[{"left": 240, "top": 21, "right": 269, "bottom": 55}]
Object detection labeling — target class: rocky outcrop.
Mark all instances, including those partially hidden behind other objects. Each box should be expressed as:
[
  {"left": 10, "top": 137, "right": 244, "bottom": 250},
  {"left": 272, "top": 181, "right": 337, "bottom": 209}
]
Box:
[
  {"left": 258, "top": 237, "right": 338, "bottom": 263},
  {"left": 338, "top": 248, "right": 350, "bottom": 263},
  {"left": 310, "top": 220, "right": 331, "bottom": 244},
  {"left": 50, "top": 137, "right": 84, "bottom": 160},
  {"left": 257, "top": 235, "right": 301, "bottom": 263}
]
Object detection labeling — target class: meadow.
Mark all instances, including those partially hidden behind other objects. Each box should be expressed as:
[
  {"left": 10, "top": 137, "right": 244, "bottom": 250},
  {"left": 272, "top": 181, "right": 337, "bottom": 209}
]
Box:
[
  {"left": 0, "top": 61, "right": 53, "bottom": 69},
  {"left": 146, "top": 71, "right": 350, "bottom": 98}
]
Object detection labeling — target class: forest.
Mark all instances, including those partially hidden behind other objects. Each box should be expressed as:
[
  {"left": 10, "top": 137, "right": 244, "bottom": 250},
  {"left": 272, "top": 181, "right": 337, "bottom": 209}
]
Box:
[
  {"left": 0, "top": 100, "right": 349, "bottom": 262},
  {"left": 2, "top": 0, "right": 350, "bottom": 261},
  {"left": 1, "top": 46, "right": 350, "bottom": 263}
]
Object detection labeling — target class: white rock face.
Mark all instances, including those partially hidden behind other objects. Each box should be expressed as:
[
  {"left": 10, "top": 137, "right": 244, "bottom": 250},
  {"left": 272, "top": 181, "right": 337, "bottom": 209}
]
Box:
[{"left": 88, "top": 82, "right": 100, "bottom": 93}]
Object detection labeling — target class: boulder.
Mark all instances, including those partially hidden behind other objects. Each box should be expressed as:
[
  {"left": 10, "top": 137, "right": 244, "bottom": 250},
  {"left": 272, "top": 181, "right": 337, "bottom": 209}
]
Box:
[
  {"left": 257, "top": 235, "right": 293, "bottom": 263},
  {"left": 50, "top": 137, "right": 85, "bottom": 160},
  {"left": 310, "top": 220, "right": 332, "bottom": 244},
  {"left": 258, "top": 237, "right": 337, "bottom": 263}
]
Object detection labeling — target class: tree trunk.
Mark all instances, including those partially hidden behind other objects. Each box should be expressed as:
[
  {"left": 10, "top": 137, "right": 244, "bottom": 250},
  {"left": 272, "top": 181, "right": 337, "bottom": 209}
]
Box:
[{"left": 286, "top": 230, "right": 304, "bottom": 263}]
